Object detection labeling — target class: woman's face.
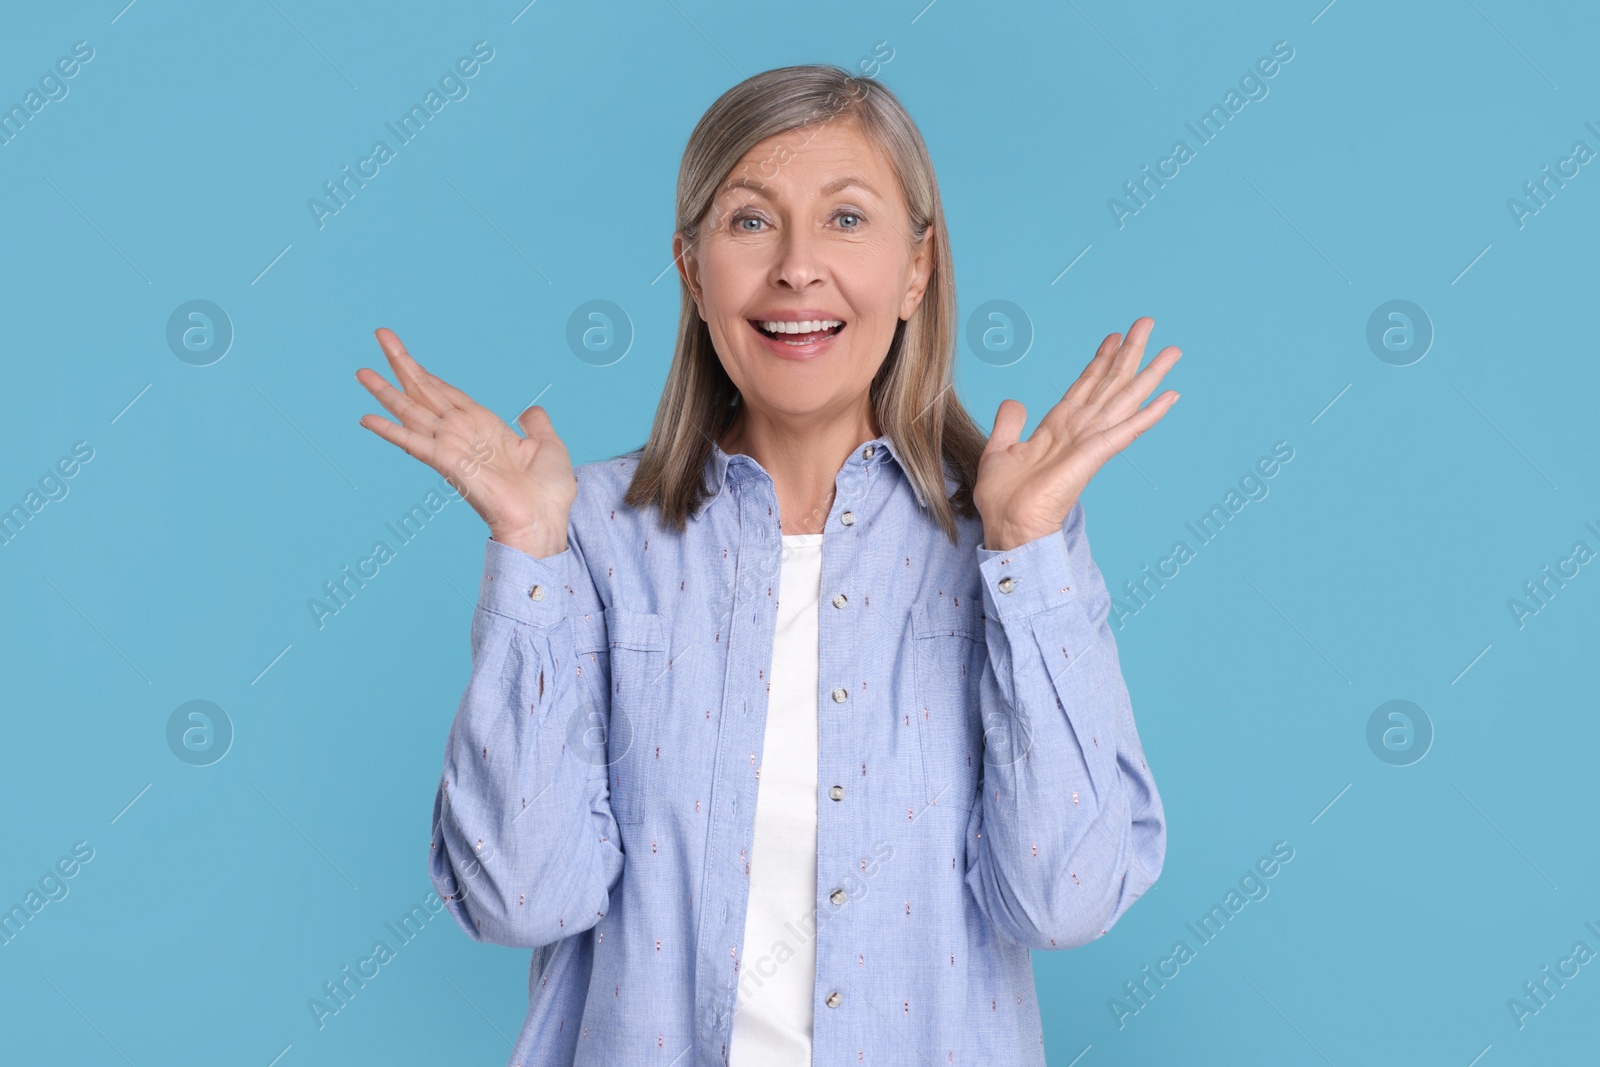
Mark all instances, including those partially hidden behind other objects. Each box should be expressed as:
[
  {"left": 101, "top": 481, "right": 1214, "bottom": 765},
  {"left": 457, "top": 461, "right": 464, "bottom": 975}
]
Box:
[{"left": 676, "top": 117, "right": 933, "bottom": 429}]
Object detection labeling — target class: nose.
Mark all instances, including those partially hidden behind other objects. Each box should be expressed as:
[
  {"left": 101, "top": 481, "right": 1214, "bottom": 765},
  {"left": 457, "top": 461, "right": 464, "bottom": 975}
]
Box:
[{"left": 769, "top": 225, "right": 826, "bottom": 292}]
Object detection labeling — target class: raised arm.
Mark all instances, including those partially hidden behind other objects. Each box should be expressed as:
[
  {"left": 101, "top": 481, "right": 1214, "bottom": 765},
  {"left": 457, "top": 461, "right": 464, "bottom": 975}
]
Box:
[
  {"left": 427, "top": 533, "right": 624, "bottom": 947},
  {"left": 354, "top": 327, "right": 623, "bottom": 947},
  {"left": 965, "top": 316, "right": 1179, "bottom": 949},
  {"left": 965, "top": 500, "right": 1165, "bottom": 949}
]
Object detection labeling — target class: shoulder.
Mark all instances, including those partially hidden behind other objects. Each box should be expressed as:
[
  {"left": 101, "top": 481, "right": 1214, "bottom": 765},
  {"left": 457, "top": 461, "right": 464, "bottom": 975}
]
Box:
[
  {"left": 568, "top": 448, "right": 667, "bottom": 556},
  {"left": 572, "top": 449, "right": 645, "bottom": 515}
]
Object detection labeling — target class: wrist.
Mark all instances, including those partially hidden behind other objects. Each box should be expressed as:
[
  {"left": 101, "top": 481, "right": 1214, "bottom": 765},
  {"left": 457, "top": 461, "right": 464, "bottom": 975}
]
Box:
[
  {"left": 981, "top": 526, "right": 1035, "bottom": 552},
  {"left": 490, "top": 523, "right": 568, "bottom": 559}
]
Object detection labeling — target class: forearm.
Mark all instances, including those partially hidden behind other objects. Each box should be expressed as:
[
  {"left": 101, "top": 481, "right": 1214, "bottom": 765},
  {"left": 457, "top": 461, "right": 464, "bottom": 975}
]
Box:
[
  {"left": 965, "top": 503, "right": 1167, "bottom": 950},
  {"left": 429, "top": 537, "right": 623, "bottom": 948}
]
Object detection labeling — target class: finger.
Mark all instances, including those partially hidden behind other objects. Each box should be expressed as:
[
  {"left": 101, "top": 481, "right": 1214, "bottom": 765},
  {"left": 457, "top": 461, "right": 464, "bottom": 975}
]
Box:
[
  {"left": 355, "top": 366, "right": 442, "bottom": 430},
  {"left": 515, "top": 403, "right": 559, "bottom": 442},
  {"left": 1089, "top": 317, "right": 1154, "bottom": 404},
  {"left": 357, "top": 411, "right": 441, "bottom": 467},
  {"left": 417, "top": 366, "right": 481, "bottom": 412},
  {"left": 1103, "top": 345, "right": 1182, "bottom": 422},
  {"left": 985, "top": 398, "right": 1028, "bottom": 453},
  {"left": 1100, "top": 389, "right": 1179, "bottom": 456},
  {"left": 375, "top": 328, "right": 453, "bottom": 416},
  {"left": 1065, "top": 331, "right": 1124, "bottom": 405}
]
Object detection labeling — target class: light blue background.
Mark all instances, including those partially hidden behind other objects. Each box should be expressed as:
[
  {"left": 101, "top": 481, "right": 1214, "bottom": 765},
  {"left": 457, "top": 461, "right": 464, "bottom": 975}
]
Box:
[{"left": 3, "top": 1, "right": 1596, "bottom": 1064}]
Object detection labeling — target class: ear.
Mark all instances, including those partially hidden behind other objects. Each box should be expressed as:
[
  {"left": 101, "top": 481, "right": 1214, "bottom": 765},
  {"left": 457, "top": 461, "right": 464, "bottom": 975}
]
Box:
[
  {"left": 899, "top": 223, "right": 935, "bottom": 321},
  {"left": 673, "top": 232, "right": 705, "bottom": 320}
]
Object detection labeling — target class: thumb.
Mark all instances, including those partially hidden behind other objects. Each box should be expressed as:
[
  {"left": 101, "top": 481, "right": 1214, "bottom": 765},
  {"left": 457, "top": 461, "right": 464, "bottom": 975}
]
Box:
[
  {"left": 516, "top": 403, "right": 552, "bottom": 440},
  {"left": 987, "top": 398, "right": 1027, "bottom": 452}
]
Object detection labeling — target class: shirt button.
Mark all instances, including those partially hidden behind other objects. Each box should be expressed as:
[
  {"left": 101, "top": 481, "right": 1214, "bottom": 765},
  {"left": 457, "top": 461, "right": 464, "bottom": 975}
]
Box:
[
  {"left": 840, "top": 511, "right": 856, "bottom": 526},
  {"left": 831, "top": 687, "right": 848, "bottom": 703},
  {"left": 997, "top": 576, "right": 1016, "bottom": 594},
  {"left": 826, "top": 991, "right": 842, "bottom": 1008},
  {"left": 528, "top": 584, "right": 545, "bottom": 600},
  {"left": 830, "top": 888, "right": 846, "bottom": 905},
  {"left": 862, "top": 445, "right": 875, "bottom": 459},
  {"left": 831, "top": 593, "right": 848, "bottom": 609},
  {"left": 829, "top": 785, "right": 844, "bottom": 801}
]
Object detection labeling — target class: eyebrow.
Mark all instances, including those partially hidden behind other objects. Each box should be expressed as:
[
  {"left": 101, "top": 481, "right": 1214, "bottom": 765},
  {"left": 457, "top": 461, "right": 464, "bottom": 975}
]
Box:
[{"left": 717, "top": 175, "right": 881, "bottom": 201}]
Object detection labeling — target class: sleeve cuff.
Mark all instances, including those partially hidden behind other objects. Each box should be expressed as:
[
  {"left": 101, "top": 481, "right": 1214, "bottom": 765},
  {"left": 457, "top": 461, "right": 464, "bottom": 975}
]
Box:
[
  {"left": 977, "top": 524, "right": 1084, "bottom": 625},
  {"left": 477, "top": 536, "right": 578, "bottom": 627}
]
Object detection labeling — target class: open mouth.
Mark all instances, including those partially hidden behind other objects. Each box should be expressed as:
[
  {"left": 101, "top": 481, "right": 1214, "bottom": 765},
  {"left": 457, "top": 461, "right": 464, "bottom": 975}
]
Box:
[{"left": 749, "top": 319, "right": 846, "bottom": 345}]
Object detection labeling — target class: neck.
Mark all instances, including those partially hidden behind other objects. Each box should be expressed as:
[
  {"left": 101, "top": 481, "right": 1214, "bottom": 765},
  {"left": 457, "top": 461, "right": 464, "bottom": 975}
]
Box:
[{"left": 719, "top": 401, "right": 879, "bottom": 536}]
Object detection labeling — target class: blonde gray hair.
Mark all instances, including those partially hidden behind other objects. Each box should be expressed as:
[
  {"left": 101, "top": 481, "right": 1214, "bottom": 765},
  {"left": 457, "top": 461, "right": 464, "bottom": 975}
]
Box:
[{"left": 622, "top": 63, "right": 987, "bottom": 544}]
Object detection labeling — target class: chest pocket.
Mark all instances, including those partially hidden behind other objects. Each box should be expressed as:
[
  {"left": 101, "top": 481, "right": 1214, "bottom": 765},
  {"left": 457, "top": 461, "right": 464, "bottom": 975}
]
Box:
[
  {"left": 911, "top": 595, "right": 986, "bottom": 815},
  {"left": 572, "top": 606, "right": 667, "bottom": 826}
]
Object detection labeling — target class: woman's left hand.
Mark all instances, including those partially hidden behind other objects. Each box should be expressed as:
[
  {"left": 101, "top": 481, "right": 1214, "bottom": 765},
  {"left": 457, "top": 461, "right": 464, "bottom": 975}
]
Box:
[{"left": 974, "top": 316, "right": 1181, "bottom": 552}]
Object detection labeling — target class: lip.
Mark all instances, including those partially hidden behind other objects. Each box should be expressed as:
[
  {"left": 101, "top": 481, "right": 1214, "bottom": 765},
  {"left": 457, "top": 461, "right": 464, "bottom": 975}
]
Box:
[
  {"left": 747, "top": 317, "right": 846, "bottom": 360},
  {"left": 749, "top": 308, "right": 848, "bottom": 323}
]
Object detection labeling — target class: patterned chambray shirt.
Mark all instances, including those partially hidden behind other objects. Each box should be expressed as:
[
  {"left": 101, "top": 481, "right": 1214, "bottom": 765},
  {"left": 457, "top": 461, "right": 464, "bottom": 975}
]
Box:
[{"left": 428, "top": 430, "right": 1166, "bottom": 1067}]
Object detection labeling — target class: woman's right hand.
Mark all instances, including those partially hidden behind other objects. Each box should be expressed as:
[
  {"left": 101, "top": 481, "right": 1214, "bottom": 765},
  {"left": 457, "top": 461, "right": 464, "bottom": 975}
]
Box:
[{"left": 356, "top": 327, "right": 577, "bottom": 558}]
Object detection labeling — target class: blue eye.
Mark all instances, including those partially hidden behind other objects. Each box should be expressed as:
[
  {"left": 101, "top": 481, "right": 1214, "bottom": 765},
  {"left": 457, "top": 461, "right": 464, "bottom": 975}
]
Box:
[
  {"left": 732, "top": 212, "right": 765, "bottom": 232},
  {"left": 837, "top": 211, "right": 863, "bottom": 229}
]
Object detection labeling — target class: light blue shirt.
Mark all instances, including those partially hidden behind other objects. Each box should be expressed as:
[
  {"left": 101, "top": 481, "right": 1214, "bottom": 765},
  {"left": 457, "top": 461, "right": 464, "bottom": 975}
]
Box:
[{"left": 428, "top": 431, "right": 1166, "bottom": 1066}]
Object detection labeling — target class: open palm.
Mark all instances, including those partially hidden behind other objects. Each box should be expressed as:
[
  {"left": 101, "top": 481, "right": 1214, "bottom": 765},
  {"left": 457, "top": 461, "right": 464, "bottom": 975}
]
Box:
[
  {"left": 355, "top": 328, "right": 576, "bottom": 555},
  {"left": 975, "top": 317, "right": 1181, "bottom": 552}
]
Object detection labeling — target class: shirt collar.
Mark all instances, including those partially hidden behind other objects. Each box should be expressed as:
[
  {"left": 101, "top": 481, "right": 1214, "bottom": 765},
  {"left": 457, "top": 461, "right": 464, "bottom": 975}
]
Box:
[{"left": 691, "top": 429, "right": 953, "bottom": 521}]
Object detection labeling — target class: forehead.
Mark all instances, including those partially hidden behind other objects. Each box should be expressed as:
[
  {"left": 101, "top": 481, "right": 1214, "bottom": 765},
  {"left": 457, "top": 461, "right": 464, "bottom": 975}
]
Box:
[{"left": 717, "top": 117, "right": 899, "bottom": 204}]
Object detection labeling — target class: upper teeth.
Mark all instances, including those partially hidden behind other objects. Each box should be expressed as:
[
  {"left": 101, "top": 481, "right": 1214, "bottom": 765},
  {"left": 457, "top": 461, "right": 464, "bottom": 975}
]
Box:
[{"left": 759, "top": 319, "right": 842, "bottom": 334}]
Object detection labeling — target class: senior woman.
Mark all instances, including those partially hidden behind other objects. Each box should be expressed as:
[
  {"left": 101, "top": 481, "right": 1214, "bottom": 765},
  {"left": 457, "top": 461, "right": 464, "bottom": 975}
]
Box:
[{"left": 357, "top": 65, "right": 1176, "bottom": 1067}]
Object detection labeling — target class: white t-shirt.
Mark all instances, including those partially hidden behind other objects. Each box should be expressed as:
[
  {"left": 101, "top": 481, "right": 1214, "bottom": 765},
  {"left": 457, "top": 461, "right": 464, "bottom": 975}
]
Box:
[{"left": 728, "top": 533, "right": 823, "bottom": 1065}]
